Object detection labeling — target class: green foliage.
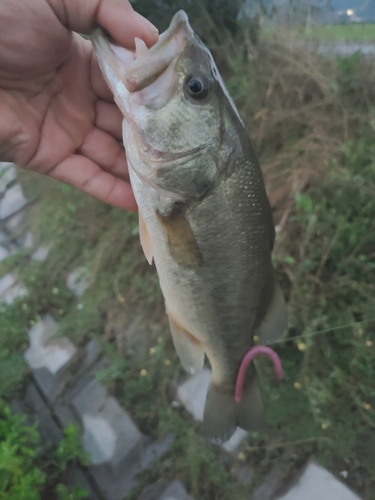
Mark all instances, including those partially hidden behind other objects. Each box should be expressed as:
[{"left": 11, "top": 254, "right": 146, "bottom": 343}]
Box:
[
  {"left": 0, "top": 403, "right": 45, "bottom": 500},
  {"left": 0, "top": 402, "right": 89, "bottom": 500},
  {"left": 55, "top": 425, "right": 90, "bottom": 470},
  {"left": 56, "top": 484, "right": 88, "bottom": 500}
]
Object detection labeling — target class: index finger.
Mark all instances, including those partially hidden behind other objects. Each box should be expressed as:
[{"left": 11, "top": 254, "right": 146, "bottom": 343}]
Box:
[{"left": 50, "top": 0, "right": 159, "bottom": 48}]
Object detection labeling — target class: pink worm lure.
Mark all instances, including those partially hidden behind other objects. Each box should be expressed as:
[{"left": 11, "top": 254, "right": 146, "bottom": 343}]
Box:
[{"left": 235, "top": 345, "right": 284, "bottom": 403}]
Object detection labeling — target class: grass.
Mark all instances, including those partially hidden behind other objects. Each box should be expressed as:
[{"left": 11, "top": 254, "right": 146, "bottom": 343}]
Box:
[
  {"left": 261, "top": 23, "right": 375, "bottom": 43},
  {"left": 1, "top": 27, "right": 375, "bottom": 500},
  {"left": 305, "top": 23, "right": 375, "bottom": 43}
]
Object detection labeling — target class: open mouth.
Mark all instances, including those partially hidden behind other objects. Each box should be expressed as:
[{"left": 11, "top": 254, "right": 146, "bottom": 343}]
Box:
[{"left": 91, "top": 10, "right": 193, "bottom": 93}]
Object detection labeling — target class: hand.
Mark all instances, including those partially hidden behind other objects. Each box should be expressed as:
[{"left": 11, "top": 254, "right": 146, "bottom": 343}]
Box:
[{"left": 0, "top": 0, "right": 158, "bottom": 211}]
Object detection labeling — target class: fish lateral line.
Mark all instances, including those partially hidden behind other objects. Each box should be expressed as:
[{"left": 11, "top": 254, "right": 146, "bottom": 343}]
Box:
[{"left": 235, "top": 346, "right": 284, "bottom": 403}]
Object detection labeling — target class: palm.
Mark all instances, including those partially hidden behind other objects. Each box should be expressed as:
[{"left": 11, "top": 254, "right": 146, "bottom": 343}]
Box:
[{"left": 0, "top": 0, "right": 157, "bottom": 210}]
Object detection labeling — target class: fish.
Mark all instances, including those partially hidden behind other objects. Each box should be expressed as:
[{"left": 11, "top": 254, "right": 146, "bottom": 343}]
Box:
[{"left": 92, "top": 10, "right": 288, "bottom": 441}]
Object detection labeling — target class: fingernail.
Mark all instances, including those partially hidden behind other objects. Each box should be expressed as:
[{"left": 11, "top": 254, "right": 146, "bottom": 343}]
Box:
[{"left": 135, "top": 12, "right": 159, "bottom": 36}]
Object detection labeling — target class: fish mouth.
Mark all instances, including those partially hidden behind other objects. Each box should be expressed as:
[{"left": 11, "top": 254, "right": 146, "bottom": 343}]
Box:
[
  {"left": 91, "top": 10, "right": 193, "bottom": 93},
  {"left": 92, "top": 11, "right": 207, "bottom": 166}
]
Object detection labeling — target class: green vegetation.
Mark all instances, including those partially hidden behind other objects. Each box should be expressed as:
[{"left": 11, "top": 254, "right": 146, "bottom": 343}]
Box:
[
  {"left": 1, "top": 17, "right": 375, "bottom": 500},
  {"left": 0, "top": 402, "right": 88, "bottom": 500},
  {"left": 305, "top": 23, "right": 375, "bottom": 42}
]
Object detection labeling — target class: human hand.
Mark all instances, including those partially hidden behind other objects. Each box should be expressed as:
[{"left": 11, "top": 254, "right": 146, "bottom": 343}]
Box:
[{"left": 0, "top": 0, "right": 158, "bottom": 211}]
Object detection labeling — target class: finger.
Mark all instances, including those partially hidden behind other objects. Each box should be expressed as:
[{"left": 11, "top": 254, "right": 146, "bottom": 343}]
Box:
[
  {"left": 95, "top": 100, "right": 123, "bottom": 140},
  {"left": 78, "top": 128, "right": 129, "bottom": 180},
  {"left": 53, "top": 0, "right": 158, "bottom": 48},
  {"left": 49, "top": 154, "right": 137, "bottom": 211}
]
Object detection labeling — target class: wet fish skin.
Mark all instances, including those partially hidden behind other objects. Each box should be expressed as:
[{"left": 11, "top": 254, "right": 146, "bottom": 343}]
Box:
[{"left": 92, "top": 11, "right": 287, "bottom": 441}]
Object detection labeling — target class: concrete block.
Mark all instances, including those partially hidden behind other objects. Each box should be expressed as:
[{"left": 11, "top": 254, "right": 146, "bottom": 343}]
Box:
[
  {"left": 0, "top": 184, "right": 27, "bottom": 219},
  {"left": 23, "top": 381, "right": 63, "bottom": 447},
  {"left": 138, "top": 479, "right": 192, "bottom": 500},
  {"left": 253, "top": 465, "right": 288, "bottom": 500},
  {"left": 2, "top": 283, "right": 27, "bottom": 304},
  {"left": 0, "top": 273, "right": 27, "bottom": 304},
  {"left": 71, "top": 379, "right": 144, "bottom": 472},
  {"left": 22, "top": 231, "right": 34, "bottom": 249},
  {"left": 0, "top": 273, "right": 17, "bottom": 295},
  {"left": 277, "top": 461, "right": 361, "bottom": 500},
  {"left": 0, "top": 162, "right": 16, "bottom": 193},
  {"left": 31, "top": 244, "right": 51, "bottom": 262},
  {"left": 66, "top": 266, "right": 91, "bottom": 296},
  {"left": 5, "top": 211, "right": 25, "bottom": 233},
  {"left": 91, "top": 433, "right": 174, "bottom": 500},
  {"left": 0, "top": 246, "right": 10, "bottom": 262},
  {"left": 177, "top": 369, "right": 211, "bottom": 421},
  {"left": 63, "top": 463, "right": 99, "bottom": 500},
  {"left": 160, "top": 479, "right": 191, "bottom": 500},
  {"left": 24, "top": 315, "right": 76, "bottom": 374},
  {"left": 231, "top": 464, "right": 254, "bottom": 486}
]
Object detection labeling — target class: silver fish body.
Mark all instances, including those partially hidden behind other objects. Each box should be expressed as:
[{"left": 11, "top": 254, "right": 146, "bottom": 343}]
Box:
[{"left": 92, "top": 11, "right": 287, "bottom": 440}]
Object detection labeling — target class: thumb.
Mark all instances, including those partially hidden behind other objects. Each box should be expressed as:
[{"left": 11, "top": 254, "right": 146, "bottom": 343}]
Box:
[{"left": 51, "top": 0, "right": 158, "bottom": 48}]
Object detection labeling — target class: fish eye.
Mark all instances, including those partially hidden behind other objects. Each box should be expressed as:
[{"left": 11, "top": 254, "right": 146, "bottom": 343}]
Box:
[{"left": 185, "top": 75, "right": 209, "bottom": 100}]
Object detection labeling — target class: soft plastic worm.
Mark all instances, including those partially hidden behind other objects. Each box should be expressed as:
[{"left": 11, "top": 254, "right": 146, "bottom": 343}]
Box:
[{"left": 235, "top": 346, "right": 284, "bottom": 403}]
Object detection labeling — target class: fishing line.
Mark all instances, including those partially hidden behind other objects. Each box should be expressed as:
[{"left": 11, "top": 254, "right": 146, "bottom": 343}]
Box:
[{"left": 269, "top": 316, "right": 375, "bottom": 346}]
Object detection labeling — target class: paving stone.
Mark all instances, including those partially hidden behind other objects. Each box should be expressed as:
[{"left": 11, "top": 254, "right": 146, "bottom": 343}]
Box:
[
  {"left": 159, "top": 479, "right": 192, "bottom": 500},
  {"left": 0, "top": 184, "right": 27, "bottom": 219},
  {"left": 63, "top": 463, "right": 100, "bottom": 500},
  {"left": 0, "top": 246, "right": 10, "bottom": 262},
  {"left": 31, "top": 244, "right": 51, "bottom": 261},
  {"left": 2, "top": 282, "right": 27, "bottom": 304},
  {"left": 22, "top": 231, "right": 34, "bottom": 249},
  {"left": 71, "top": 378, "right": 145, "bottom": 472},
  {"left": 66, "top": 266, "right": 91, "bottom": 296},
  {"left": 231, "top": 464, "right": 254, "bottom": 486},
  {"left": 91, "top": 433, "right": 174, "bottom": 500},
  {"left": 0, "top": 273, "right": 17, "bottom": 295},
  {"left": 253, "top": 464, "right": 288, "bottom": 500},
  {"left": 139, "top": 479, "right": 192, "bottom": 500},
  {"left": 177, "top": 369, "right": 211, "bottom": 422},
  {"left": 0, "top": 273, "right": 27, "bottom": 304},
  {"left": 5, "top": 211, "right": 25, "bottom": 233},
  {"left": 11, "top": 381, "right": 62, "bottom": 448},
  {"left": 24, "top": 314, "right": 77, "bottom": 374},
  {"left": 52, "top": 355, "right": 109, "bottom": 429},
  {"left": 0, "top": 230, "right": 9, "bottom": 246},
  {"left": 177, "top": 369, "right": 247, "bottom": 452},
  {"left": 0, "top": 162, "right": 17, "bottom": 193},
  {"left": 277, "top": 461, "right": 361, "bottom": 500}
]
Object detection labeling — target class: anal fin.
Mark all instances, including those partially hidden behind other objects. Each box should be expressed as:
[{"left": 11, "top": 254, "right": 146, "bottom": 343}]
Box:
[{"left": 168, "top": 312, "right": 204, "bottom": 375}]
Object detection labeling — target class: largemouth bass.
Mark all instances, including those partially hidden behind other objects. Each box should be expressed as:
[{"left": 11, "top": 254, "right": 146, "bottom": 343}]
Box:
[{"left": 92, "top": 11, "right": 287, "bottom": 440}]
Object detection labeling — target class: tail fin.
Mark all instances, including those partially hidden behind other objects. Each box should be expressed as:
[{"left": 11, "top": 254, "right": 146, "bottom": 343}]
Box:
[{"left": 200, "top": 375, "right": 265, "bottom": 441}]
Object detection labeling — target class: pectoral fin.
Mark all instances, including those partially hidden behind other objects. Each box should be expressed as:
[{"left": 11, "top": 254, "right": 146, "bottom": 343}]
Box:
[
  {"left": 256, "top": 282, "right": 288, "bottom": 345},
  {"left": 139, "top": 212, "right": 153, "bottom": 265},
  {"left": 156, "top": 204, "right": 203, "bottom": 269},
  {"left": 168, "top": 312, "right": 204, "bottom": 375}
]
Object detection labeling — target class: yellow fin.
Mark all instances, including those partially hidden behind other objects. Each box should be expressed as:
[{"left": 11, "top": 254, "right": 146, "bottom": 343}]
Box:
[
  {"left": 168, "top": 311, "right": 204, "bottom": 375},
  {"left": 156, "top": 205, "right": 202, "bottom": 269},
  {"left": 139, "top": 212, "right": 153, "bottom": 265}
]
